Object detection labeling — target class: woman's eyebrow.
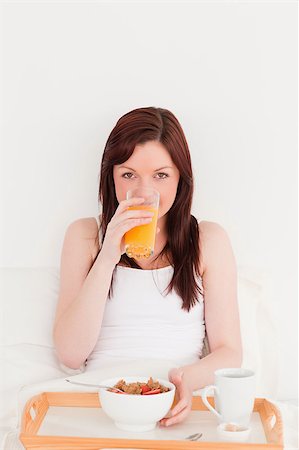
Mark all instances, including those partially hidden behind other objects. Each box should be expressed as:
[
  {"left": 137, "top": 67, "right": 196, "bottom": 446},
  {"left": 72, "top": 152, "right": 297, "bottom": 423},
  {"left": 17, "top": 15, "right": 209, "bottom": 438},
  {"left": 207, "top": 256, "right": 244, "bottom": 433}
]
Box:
[
  {"left": 154, "top": 166, "right": 173, "bottom": 171},
  {"left": 118, "top": 165, "right": 173, "bottom": 171}
]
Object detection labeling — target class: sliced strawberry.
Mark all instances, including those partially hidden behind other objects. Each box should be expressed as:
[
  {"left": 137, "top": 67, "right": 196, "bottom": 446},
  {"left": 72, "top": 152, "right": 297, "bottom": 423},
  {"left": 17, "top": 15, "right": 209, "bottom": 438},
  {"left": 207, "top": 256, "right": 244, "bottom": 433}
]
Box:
[
  {"left": 143, "top": 388, "right": 161, "bottom": 395},
  {"left": 141, "top": 384, "right": 151, "bottom": 394}
]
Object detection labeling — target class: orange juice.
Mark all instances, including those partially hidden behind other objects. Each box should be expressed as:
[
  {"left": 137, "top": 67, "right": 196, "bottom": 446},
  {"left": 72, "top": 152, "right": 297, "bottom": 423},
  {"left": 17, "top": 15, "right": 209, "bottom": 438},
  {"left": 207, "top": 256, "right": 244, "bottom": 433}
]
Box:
[{"left": 125, "top": 205, "right": 159, "bottom": 259}]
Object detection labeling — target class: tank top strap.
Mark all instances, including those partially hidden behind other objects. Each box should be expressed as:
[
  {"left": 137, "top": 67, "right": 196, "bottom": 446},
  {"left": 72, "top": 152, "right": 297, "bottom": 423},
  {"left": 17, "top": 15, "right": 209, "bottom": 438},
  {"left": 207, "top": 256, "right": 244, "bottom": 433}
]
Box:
[
  {"left": 95, "top": 215, "right": 100, "bottom": 229},
  {"left": 95, "top": 215, "right": 102, "bottom": 242}
]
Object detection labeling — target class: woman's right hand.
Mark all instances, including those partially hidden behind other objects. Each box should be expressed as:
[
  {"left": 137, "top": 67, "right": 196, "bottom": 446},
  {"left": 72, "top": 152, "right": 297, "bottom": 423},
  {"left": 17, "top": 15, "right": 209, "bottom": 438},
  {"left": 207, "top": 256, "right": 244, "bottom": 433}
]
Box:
[{"left": 99, "top": 197, "right": 154, "bottom": 266}]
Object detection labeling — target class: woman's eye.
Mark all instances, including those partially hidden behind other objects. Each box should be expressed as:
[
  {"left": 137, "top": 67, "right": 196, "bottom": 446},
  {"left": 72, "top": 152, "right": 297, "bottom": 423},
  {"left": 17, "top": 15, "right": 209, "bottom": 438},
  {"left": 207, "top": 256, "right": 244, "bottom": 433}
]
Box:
[
  {"left": 155, "top": 173, "right": 169, "bottom": 179},
  {"left": 122, "top": 172, "right": 135, "bottom": 179}
]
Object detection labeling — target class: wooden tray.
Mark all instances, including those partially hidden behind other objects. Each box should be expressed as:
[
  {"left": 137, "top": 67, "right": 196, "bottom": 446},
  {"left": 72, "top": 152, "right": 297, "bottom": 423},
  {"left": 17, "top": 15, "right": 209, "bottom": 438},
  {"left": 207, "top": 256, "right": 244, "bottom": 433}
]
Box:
[{"left": 20, "top": 392, "right": 283, "bottom": 449}]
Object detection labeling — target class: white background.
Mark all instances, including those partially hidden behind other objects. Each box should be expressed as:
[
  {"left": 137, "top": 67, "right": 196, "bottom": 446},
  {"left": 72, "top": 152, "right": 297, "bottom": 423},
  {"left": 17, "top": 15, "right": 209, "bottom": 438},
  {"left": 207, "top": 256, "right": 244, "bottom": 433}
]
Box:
[{"left": 1, "top": 1, "right": 297, "bottom": 400}]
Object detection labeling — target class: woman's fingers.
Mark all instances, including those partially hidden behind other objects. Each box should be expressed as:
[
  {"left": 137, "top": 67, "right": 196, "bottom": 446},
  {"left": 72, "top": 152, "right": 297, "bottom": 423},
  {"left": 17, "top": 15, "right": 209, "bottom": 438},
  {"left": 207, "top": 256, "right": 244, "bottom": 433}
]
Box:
[
  {"left": 110, "top": 201, "right": 154, "bottom": 230},
  {"left": 117, "top": 217, "right": 153, "bottom": 236},
  {"left": 159, "top": 368, "right": 192, "bottom": 427},
  {"left": 115, "top": 197, "right": 145, "bottom": 215},
  {"left": 108, "top": 212, "right": 153, "bottom": 234},
  {"left": 106, "top": 217, "right": 153, "bottom": 247},
  {"left": 121, "top": 208, "right": 154, "bottom": 221},
  {"left": 159, "top": 404, "right": 190, "bottom": 427},
  {"left": 168, "top": 398, "right": 189, "bottom": 417}
]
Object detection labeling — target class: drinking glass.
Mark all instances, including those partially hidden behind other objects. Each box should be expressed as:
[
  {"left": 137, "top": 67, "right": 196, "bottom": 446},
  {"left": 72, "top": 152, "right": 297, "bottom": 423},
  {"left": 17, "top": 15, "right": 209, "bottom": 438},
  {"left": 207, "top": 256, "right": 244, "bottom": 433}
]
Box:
[{"left": 125, "top": 187, "right": 159, "bottom": 259}]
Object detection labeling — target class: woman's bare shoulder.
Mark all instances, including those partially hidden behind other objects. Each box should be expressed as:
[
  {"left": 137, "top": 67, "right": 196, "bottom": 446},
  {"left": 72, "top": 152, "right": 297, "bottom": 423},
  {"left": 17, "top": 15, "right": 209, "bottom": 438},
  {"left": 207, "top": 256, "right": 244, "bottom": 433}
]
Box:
[
  {"left": 66, "top": 217, "right": 100, "bottom": 260},
  {"left": 198, "top": 220, "right": 233, "bottom": 271},
  {"left": 198, "top": 220, "right": 228, "bottom": 239},
  {"left": 67, "top": 217, "right": 99, "bottom": 239}
]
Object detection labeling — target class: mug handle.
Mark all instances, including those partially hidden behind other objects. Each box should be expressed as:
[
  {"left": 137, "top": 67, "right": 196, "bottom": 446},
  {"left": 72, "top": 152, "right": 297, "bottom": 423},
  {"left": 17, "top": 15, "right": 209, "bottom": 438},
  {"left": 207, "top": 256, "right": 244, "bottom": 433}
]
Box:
[{"left": 201, "top": 385, "right": 221, "bottom": 419}]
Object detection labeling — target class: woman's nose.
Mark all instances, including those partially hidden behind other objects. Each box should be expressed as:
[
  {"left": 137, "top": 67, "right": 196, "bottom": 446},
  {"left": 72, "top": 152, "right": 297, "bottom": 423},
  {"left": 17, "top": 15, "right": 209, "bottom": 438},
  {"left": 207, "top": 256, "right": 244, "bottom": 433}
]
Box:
[{"left": 137, "top": 180, "right": 154, "bottom": 189}]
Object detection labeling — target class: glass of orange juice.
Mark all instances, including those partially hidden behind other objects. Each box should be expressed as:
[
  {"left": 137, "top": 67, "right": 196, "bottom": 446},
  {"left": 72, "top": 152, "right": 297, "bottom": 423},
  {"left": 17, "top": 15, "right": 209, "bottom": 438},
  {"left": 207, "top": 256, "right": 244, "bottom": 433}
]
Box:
[{"left": 125, "top": 187, "right": 160, "bottom": 259}]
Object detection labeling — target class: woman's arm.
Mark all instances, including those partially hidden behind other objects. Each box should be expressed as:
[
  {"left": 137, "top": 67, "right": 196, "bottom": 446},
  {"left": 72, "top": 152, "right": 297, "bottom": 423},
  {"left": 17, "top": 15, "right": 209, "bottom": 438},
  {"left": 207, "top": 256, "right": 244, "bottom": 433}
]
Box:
[
  {"left": 160, "top": 221, "right": 242, "bottom": 426},
  {"left": 181, "top": 221, "right": 242, "bottom": 389},
  {"left": 53, "top": 218, "right": 115, "bottom": 369},
  {"left": 53, "top": 198, "right": 155, "bottom": 369}
]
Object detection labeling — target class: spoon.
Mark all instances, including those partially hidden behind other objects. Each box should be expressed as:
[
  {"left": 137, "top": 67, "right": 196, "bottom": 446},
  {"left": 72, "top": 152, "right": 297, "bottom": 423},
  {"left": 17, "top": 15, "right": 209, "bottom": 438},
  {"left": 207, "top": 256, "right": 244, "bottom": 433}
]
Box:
[
  {"left": 186, "top": 432, "right": 203, "bottom": 441},
  {"left": 65, "top": 379, "right": 124, "bottom": 393}
]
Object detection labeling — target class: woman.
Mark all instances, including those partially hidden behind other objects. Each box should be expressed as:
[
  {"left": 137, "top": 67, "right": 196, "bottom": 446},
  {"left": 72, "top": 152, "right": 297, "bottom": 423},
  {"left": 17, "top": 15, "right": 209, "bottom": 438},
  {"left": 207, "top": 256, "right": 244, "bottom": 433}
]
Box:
[{"left": 53, "top": 106, "right": 242, "bottom": 426}]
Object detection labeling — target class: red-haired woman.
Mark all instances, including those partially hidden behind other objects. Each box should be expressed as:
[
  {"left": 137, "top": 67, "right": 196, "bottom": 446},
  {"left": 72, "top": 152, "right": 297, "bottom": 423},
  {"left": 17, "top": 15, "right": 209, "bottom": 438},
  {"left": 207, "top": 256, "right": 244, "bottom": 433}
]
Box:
[{"left": 53, "top": 107, "right": 242, "bottom": 426}]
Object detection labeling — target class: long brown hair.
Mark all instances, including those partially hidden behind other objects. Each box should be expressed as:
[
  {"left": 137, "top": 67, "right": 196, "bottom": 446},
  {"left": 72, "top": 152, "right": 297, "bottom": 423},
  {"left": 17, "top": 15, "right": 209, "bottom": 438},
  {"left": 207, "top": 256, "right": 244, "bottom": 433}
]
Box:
[{"left": 98, "top": 107, "right": 202, "bottom": 311}]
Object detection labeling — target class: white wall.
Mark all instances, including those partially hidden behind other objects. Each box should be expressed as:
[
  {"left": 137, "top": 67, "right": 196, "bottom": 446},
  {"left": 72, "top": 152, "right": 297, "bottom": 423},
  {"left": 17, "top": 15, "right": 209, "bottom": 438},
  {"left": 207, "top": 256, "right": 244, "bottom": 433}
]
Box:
[{"left": 1, "top": 1, "right": 297, "bottom": 399}]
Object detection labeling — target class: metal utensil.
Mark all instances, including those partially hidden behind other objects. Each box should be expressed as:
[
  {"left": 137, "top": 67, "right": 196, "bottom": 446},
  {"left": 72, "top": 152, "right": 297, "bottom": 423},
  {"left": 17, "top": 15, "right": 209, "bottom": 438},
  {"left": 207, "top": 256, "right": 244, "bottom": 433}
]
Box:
[
  {"left": 186, "top": 432, "right": 203, "bottom": 441},
  {"left": 65, "top": 379, "right": 124, "bottom": 393}
]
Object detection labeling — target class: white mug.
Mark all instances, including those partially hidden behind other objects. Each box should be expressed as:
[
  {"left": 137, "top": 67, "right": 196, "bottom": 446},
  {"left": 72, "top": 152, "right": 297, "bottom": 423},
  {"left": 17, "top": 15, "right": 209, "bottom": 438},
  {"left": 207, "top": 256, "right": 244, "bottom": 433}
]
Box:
[{"left": 202, "top": 368, "right": 255, "bottom": 426}]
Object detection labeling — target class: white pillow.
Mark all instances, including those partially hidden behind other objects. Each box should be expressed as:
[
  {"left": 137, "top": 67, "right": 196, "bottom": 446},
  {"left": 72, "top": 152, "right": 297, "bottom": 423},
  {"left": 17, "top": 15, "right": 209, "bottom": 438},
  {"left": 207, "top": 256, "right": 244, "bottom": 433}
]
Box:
[
  {"left": 1, "top": 267, "right": 59, "bottom": 347},
  {"left": 237, "top": 267, "right": 278, "bottom": 398}
]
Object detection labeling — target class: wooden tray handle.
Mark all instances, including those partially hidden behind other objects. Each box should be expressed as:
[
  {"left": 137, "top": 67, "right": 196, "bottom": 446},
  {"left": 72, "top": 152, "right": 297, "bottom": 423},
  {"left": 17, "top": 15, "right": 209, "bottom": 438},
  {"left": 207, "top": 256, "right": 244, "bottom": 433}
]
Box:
[
  {"left": 262, "top": 399, "right": 284, "bottom": 445},
  {"left": 21, "top": 393, "right": 49, "bottom": 434}
]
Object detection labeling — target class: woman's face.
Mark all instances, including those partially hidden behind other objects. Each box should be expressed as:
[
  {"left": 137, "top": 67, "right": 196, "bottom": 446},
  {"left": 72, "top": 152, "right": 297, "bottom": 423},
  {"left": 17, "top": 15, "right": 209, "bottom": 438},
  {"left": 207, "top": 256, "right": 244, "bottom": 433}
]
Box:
[{"left": 113, "top": 140, "right": 180, "bottom": 222}]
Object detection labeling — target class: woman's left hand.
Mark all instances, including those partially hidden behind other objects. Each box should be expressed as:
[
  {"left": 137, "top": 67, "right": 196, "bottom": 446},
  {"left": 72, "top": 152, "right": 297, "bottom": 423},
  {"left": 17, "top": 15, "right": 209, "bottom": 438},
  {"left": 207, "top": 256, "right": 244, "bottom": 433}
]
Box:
[{"left": 159, "top": 367, "right": 193, "bottom": 427}]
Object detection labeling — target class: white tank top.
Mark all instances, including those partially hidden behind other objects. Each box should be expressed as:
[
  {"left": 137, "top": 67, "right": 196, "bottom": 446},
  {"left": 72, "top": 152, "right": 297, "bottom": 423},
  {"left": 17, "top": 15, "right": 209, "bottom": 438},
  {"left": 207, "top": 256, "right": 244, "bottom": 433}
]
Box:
[{"left": 87, "top": 217, "right": 206, "bottom": 370}]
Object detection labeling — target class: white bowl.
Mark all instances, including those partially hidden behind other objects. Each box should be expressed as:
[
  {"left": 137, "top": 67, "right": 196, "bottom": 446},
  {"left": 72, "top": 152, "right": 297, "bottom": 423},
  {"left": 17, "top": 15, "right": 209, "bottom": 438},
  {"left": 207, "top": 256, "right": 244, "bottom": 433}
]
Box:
[
  {"left": 217, "top": 423, "right": 251, "bottom": 442},
  {"left": 98, "top": 376, "right": 176, "bottom": 432}
]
